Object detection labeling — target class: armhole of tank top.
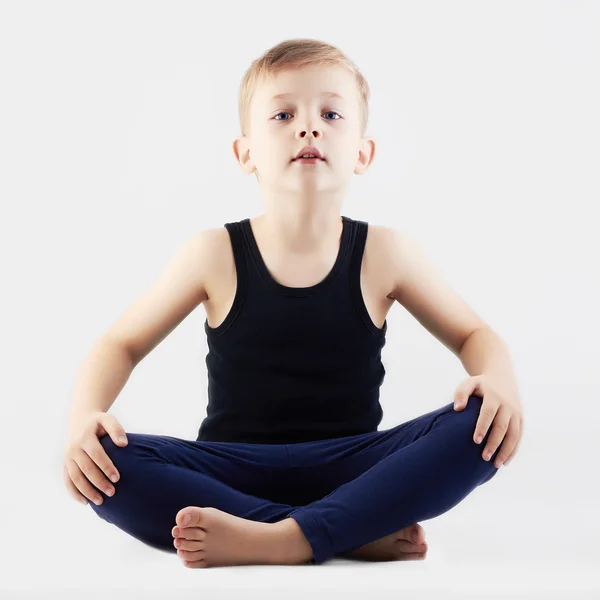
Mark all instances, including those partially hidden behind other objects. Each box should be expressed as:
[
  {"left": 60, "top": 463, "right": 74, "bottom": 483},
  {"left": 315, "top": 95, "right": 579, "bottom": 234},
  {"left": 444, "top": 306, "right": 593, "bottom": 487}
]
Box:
[
  {"left": 205, "top": 221, "right": 247, "bottom": 337},
  {"left": 350, "top": 220, "right": 386, "bottom": 336}
]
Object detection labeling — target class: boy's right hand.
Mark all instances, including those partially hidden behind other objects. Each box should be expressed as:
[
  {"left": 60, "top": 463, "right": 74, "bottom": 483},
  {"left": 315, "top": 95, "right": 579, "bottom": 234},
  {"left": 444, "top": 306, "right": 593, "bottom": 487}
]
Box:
[{"left": 63, "top": 412, "right": 129, "bottom": 507}]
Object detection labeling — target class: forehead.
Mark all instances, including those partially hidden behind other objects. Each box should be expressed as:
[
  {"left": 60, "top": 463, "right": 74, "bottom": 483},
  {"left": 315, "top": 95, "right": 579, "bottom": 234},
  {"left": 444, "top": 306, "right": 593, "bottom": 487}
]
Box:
[{"left": 254, "top": 66, "right": 357, "bottom": 105}]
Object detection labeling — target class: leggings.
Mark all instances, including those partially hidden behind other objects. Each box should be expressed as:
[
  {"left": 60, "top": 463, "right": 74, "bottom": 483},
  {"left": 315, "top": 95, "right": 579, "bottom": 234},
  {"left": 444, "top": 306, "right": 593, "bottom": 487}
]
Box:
[{"left": 88, "top": 394, "right": 501, "bottom": 565}]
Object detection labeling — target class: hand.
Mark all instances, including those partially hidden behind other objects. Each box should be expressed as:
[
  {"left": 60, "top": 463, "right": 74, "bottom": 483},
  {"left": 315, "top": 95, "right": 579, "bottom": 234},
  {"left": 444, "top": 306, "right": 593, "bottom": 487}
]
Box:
[
  {"left": 63, "top": 412, "right": 129, "bottom": 506},
  {"left": 453, "top": 374, "right": 524, "bottom": 468}
]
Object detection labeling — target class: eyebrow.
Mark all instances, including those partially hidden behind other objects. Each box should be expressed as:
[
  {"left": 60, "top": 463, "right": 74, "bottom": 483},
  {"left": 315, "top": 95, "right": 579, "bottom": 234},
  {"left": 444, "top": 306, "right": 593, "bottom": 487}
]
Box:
[{"left": 269, "top": 91, "right": 345, "bottom": 101}]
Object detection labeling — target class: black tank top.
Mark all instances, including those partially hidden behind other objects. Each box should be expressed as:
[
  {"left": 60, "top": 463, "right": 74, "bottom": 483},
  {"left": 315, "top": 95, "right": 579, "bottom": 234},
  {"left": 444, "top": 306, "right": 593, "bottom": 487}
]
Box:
[{"left": 196, "top": 215, "right": 388, "bottom": 444}]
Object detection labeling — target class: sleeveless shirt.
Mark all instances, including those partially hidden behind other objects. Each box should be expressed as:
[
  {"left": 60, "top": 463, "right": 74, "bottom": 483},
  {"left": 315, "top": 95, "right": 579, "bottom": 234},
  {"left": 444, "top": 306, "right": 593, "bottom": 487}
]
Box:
[{"left": 196, "top": 215, "right": 388, "bottom": 444}]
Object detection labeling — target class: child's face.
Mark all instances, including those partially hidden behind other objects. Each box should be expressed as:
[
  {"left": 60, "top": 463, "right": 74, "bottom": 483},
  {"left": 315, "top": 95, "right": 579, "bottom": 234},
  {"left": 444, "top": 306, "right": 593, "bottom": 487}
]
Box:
[{"left": 234, "top": 65, "right": 374, "bottom": 191}]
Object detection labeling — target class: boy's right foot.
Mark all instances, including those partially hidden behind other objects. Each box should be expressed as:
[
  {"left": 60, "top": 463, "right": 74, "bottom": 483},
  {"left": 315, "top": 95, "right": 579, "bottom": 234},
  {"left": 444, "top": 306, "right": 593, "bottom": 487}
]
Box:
[{"left": 340, "top": 522, "right": 428, "bottom": 561}]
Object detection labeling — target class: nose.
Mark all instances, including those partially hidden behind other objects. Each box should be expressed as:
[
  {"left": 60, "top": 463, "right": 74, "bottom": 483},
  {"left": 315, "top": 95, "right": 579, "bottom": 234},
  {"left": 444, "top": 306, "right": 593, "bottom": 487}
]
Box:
[{"left": 297, "top": 127, "right": 322, "bottom": 139}]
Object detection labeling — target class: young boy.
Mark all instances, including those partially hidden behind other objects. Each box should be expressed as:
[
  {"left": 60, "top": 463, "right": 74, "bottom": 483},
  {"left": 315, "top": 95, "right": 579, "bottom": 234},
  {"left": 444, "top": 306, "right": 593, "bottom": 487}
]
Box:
[{"left": 64, "top": 38, "right": 523, "bottom": 568}]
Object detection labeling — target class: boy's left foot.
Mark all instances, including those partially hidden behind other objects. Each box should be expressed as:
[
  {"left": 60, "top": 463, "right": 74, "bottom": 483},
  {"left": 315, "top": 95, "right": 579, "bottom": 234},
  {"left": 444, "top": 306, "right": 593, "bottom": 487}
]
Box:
[
  {"left": 340, "top": 522, "right": 428, "bottom": 561},
  {"left": 171, "top": 506, "right": 313, "bottom": 568}
]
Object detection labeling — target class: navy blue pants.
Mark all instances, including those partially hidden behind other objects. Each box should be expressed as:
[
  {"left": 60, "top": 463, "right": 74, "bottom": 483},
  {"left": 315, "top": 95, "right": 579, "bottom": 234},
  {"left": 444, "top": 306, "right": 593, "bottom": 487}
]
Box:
[{"left": 89, "top": 395, "right": 501, "bottom": 564}]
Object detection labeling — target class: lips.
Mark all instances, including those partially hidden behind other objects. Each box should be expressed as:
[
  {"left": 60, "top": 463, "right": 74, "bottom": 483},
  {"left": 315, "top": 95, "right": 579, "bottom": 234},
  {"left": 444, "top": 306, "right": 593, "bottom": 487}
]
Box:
[{"left": 294, "top": 146, "right": 324, "bottom": 160}]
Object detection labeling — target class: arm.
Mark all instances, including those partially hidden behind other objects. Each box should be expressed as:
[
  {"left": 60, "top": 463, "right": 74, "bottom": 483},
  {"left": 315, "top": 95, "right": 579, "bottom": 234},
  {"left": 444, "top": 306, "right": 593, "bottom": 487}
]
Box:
[
  {"left": 458, "top": 327, "right": 519, "bottom": 397},
  {"left": 382, "top": 227, "right": 522, "bottom": 466},
  {"left": 67, "top": 340, "right": 136, "bottom": 438},
  {"left": 67, "top": 229, "right": 214, "bottom": 435},
  {"left": 383, "top": 226, "right": 518, "bottom": 393}
]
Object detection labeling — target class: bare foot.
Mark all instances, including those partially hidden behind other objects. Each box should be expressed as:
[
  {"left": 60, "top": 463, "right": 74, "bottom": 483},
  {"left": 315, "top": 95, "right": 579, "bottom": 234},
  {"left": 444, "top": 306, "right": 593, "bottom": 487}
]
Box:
[
  {"left": 340, "top": 523, "right": 428, "bottom": 562},
  {"left": 171, "top": 506, "right": 313, "bottom": 568}
]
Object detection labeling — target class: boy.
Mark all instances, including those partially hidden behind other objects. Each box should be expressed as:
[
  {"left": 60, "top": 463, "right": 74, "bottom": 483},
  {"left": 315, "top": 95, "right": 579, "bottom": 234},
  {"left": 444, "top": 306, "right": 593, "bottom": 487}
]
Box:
[{"left": 63, "top": 38, "right": 523, "bottom": 568}]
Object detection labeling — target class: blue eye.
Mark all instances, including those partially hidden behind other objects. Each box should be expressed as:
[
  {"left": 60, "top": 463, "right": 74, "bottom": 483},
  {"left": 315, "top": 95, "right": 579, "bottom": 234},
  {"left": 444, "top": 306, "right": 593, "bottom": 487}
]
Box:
[{"left": 274, "top": 111, "right": 341, "bottom": 121}]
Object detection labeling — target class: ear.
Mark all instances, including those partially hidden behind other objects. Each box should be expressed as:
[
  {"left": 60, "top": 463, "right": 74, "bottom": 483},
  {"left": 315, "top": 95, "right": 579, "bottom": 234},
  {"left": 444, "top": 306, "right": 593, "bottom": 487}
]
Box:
[
  {"left": 354, "top": 137, "right": 376, "bottom": 175},
  {"left": 233, "top": 136, "right": 256, "bottom": 175}
]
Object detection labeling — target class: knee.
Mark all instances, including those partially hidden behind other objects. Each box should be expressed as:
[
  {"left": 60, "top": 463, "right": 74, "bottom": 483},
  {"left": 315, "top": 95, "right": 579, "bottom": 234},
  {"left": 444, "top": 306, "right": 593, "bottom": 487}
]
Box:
[
  {"left": 90, "top": 433, "right": 136, "bottom": 518},
  {"left": 97, "top": 431, "right": 138, "bottom": 474},
  {"left": 450, "top": 394, "right": 493, "bottom": 446},
  {"left": 452, "top": 395, "right": 500, "bottom": 475}
]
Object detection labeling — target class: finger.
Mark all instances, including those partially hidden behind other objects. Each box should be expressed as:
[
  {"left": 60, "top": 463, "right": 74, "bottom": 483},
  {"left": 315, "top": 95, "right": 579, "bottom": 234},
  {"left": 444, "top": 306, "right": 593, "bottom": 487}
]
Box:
[
  {"left": 493, "top": 418, "right": 520, "bottom": 467},
  {"left": 481, "top": 406, "right": 511, "bottom": 462},
  {"left": 83, "top": 437, "right": 121, "bottom": 485},
  {"left": 455, "top": 391, "right": 479, "bottom": 411},
  {"left": 473, "top": 401, "right": 499, "bottom": 445},
  {"left": 66, "top": 457, "right": 105, "bottom": 506},
  {"left": 99, "top": 414, "right": 129, "bottom": 449},
  {"left": 454, "top": 394, "right": 468, "bottom": 410},
  {"left": 503, "top": 447, "right": 517, "bottom": 466},
  {"left": 503, "top": 426, "right": 522, "bottom": 466},
  {"left": 73, "top": 447, "right": 114, "bottom": 498},
  {"left": 63, "top": 464, "right": 89, "bottom": 505}
]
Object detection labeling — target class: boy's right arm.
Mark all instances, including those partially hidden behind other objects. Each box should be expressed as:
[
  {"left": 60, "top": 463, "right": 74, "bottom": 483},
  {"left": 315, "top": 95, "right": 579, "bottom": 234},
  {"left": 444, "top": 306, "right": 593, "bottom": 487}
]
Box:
[
  {"left": 64, "top": 228, "right": 218, "bottom": 506},
  {"left": 67, "top": 228, "right": 216, "bottom": 434}
]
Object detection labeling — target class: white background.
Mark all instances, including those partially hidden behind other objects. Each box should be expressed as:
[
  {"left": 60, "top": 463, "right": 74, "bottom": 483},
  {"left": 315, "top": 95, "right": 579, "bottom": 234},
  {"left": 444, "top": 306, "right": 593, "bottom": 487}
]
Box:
[{"left": 1, "top": 1, "right": 599, "bottom": 597}]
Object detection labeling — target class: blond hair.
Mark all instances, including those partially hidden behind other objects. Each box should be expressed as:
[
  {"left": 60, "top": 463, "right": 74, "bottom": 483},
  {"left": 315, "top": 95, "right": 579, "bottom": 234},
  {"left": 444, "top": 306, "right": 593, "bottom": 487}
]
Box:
[{"left": 238, "top": 38, "right": 370, "bottom": 138}]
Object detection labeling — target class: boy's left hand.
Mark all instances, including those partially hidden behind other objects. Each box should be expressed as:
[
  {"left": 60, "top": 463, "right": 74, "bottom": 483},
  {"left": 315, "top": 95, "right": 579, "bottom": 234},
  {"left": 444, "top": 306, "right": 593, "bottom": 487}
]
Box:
[{"left": 453, "top": 374, "right": 524, "bottom": 468}]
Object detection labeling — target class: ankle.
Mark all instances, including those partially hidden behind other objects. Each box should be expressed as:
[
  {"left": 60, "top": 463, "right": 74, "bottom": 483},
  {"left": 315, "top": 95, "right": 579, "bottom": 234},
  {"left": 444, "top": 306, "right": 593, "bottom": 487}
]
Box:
[{"left": 276, "top": 518, "right": 314, "bottom": 564}]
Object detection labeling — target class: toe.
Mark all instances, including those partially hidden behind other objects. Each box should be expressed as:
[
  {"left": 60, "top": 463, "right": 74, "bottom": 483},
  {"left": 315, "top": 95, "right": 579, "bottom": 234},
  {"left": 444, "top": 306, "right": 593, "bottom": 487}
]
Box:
[
  {"left": 396, "top": 539, "right": 427, "bottom": 554},
  {"left": 175, "top": 526, "right": 205, "bottom": 541},
  {"left": 176, "top": 506, "right": 203, "bottom": 528},
  {"left": 175, "top": 537, "right": 204, "bottom": 551},
  {"left": 176, "top": 508, "right": 192, "bottom": 527},
  {"left": 183, "top": 559, "right": 208, "bottom": 568},
  {"left": 177, "top": 548, "right": 206, "bottom": 562},
  {"left": 400, "top": 523, "right": 424, "bottom": 544},
  {"left": 411, "top": 523, "right": 425, "bottom": 544}
]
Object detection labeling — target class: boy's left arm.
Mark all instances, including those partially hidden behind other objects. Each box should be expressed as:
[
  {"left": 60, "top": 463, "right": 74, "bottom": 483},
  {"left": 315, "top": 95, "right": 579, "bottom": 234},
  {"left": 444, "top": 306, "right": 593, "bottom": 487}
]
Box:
[
  {"left": 455, "top": 327, "right": 524, "bottom": 469},
  {"left": 382, "top": 227, "right": 524, "bottom": 469}
]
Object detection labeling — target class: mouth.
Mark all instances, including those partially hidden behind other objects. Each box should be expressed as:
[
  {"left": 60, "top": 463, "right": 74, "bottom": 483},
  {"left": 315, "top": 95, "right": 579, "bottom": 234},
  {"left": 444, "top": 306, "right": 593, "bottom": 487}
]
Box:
[
  {"left": 293, "top": 146, "right": 325, "bottom": 161},
  {"left": 292, "top": 157, "right": 325, "bottom": 164}
]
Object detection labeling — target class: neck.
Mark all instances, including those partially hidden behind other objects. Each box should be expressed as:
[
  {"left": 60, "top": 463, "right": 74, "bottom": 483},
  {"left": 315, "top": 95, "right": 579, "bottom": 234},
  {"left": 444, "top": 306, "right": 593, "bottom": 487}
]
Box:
[{"left": 252, "top": 209, "right": 343, "bottom": 255}]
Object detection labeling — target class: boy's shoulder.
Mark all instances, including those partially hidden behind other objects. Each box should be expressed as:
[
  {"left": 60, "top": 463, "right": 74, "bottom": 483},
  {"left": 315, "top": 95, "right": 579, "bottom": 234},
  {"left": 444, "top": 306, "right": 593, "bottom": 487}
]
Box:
[
  {"left": 191, "top": 225, "right": 238, "bottom": 301},
  {"left": 192, "top": 224, "right": 232, "bottom": 273},
  {"left": 362, "top": 223, "right": 404, "bottom": 299}
]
